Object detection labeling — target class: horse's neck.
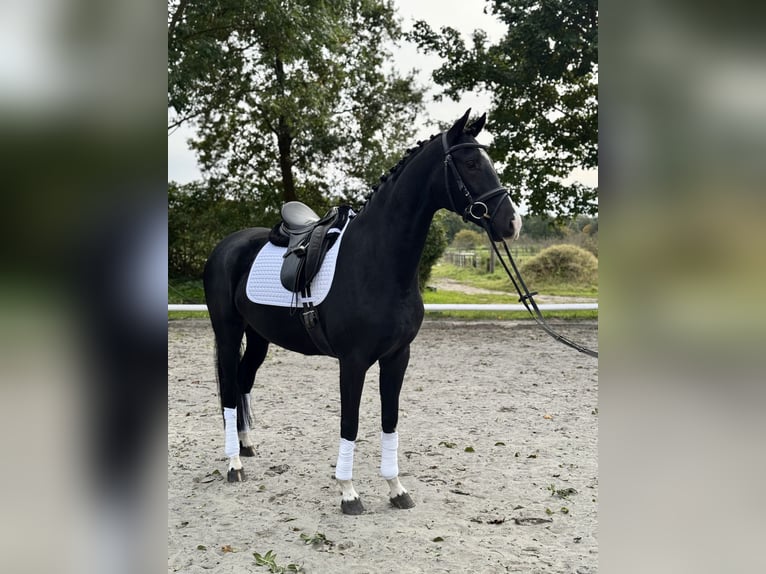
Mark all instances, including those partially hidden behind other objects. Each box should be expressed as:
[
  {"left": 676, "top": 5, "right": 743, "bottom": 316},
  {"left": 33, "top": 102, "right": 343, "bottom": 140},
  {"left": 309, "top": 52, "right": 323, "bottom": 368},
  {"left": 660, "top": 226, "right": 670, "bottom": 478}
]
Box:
[{"left": 353, "top": 157, "right": 439, "bottom": 292}]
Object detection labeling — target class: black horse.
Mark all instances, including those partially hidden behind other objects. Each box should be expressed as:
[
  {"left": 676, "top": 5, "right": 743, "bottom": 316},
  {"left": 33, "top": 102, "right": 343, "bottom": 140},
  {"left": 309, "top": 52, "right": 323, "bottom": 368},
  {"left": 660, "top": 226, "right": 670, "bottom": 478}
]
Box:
[{"left": 203, "top": 110, "right": 521, "bottom": 514}]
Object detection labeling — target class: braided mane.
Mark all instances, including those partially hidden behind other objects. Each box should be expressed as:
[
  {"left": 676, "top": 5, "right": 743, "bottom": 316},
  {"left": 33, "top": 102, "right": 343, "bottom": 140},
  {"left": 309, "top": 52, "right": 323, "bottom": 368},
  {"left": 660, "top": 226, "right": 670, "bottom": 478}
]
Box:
[{"left": 359, "top": 132, "right": 441, "bottom": 210}]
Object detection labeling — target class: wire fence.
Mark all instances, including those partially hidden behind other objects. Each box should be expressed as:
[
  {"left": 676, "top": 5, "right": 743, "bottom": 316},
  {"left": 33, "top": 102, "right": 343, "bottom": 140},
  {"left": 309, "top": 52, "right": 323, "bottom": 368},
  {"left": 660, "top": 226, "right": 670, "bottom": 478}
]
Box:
[{"left": 442, "top": 245, "right": 540, "bottom": 272}]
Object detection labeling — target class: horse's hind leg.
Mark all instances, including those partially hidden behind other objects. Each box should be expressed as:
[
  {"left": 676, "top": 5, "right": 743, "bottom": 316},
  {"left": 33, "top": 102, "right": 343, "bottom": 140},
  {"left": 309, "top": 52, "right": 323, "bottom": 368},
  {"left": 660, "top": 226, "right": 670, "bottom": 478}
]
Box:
[
  {"left": 210, "top": 318, "right": 249, "bottom": 481},
  {"left": 379, "top": 345, "right": 415, "bottom": 509},
  {"left": 237, "top": 326, "right": 269, "bottom": 457}
]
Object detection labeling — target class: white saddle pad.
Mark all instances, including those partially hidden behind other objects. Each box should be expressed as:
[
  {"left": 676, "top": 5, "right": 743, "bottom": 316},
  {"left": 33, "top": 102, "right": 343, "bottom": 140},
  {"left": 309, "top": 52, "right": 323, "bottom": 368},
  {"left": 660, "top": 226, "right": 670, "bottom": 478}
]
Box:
[{"left": 245, "top": 217, "right": 351, "bottom": 307}]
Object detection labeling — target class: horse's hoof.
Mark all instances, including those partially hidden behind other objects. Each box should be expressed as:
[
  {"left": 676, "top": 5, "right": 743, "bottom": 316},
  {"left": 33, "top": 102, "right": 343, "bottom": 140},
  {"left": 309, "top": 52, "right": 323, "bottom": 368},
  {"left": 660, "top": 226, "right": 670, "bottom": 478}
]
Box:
[
  {"left": 227, "top": 468, "right": 246, "bottom": 482},
  {"left": 341, "top": 497, "right": 365, "bottom": 515},
  {"left": 390, "top": 492, "right": 415, "bottom": 509},
  {"left": 239, "top": 443, "right": 256, "bottom": 457}
]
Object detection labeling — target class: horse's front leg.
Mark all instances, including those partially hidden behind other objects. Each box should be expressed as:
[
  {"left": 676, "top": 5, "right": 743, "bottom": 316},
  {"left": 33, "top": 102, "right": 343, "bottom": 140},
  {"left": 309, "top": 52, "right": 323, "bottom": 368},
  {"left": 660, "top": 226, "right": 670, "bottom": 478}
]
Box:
[
  {"left": 335, "top": 357, "right": 370, "bottom": 515},
  {"left": 379, "top": 345, "right": 415, "bottom": 509}
]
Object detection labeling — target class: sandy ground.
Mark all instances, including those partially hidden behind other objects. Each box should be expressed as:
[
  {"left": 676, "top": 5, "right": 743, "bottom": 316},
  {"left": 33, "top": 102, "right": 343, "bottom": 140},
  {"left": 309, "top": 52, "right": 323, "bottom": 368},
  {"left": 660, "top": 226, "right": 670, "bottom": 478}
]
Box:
[{"left": 169, "top": 319, "right": 598, "bottom": 573}]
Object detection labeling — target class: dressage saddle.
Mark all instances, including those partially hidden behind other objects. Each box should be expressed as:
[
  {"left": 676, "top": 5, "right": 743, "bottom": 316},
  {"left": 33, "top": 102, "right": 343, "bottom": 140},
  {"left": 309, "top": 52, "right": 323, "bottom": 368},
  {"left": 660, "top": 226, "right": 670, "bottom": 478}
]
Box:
[{"left": 269, "top": 201, "right": 351, "bottom": 295}]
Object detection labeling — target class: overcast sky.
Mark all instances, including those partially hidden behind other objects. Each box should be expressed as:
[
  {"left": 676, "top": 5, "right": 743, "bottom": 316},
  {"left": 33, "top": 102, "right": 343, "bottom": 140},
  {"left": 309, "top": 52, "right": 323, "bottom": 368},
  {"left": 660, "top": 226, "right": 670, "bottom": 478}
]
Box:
[{"left": 168, "top": 0, "right": 596, "bottom": 188}]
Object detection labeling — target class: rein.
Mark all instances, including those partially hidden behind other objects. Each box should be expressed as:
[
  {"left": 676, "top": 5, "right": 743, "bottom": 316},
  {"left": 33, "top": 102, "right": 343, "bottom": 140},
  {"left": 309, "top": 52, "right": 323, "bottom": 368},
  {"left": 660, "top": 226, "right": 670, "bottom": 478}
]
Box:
[
  {"left": 487, "top": 236, "right": 598, "bottom": 358},
  {"left": 441, "top": 132, "right": 598, "bottom": 359}
]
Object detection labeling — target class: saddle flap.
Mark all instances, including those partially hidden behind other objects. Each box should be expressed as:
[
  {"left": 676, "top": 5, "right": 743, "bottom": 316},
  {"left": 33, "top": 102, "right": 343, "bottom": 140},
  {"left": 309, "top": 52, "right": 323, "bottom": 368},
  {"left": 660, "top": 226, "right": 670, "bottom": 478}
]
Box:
[
  {"left": 304, "top": 221, "right": 336, "bottom": 280},
  {"left": 280, "top": 252, "right": 305, "bottom": 292},
  {"left": 277, "top": 206, "right": 350, "bottom": 293}
]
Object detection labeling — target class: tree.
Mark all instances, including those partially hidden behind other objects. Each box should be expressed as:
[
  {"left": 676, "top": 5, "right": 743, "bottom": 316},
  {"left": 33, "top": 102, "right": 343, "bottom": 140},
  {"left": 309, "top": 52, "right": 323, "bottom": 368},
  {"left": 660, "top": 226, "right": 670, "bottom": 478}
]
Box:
[
  {"left": 168, "top": 181, "right": 259, "bottom": 278},
  {"left": 409, "top": 0, "right": 597, "bottom": 218},
  {"left": 518, "top": 213, "right": 566, "bottom": 240},
  {"left": 168, "top": 0, "right": 424, "bottom": 214},
  {"left": 451, "top": 229, "right": 486, "bottom": 250}
]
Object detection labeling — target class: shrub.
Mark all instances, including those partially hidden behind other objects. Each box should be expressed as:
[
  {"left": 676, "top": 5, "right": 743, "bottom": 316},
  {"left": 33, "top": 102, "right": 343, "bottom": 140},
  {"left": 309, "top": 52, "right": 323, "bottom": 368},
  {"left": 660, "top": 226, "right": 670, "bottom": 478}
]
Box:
[
  {"left": 418, "top": 216, "right": 448, "bottom": 290},
  {"left": 519, "top": 244, "right": 598, "bottom": 285},
  {"left": 451, "top": 229, "right": 485, "bottom": 250}
]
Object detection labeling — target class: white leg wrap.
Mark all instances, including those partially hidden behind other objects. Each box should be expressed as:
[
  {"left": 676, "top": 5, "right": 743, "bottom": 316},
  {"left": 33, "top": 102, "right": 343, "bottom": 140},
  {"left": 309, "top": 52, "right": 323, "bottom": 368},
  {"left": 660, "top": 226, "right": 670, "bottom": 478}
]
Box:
[
  {"left": 335, "top": 438, "right": 355, "bottom": 481},
  {"left": 224, "top": 407, "right": 239, "bottom": 458},
  {"left": 380, "top": 431, "right": 399, "bottom": 480}
]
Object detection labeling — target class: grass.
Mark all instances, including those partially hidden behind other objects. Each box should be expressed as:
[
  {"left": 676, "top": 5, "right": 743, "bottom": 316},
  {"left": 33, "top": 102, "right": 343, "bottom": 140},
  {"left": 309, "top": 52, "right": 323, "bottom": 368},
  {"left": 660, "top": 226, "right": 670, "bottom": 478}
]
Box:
[
  {"left": 168, "top": 278, "right": 205, "bottom": 304},
  {"left": 423, "top": 260, "right": 598, "bottom": 319},
  {"left": 168, "top": 279, "right": 208, "bottom": 319},
  {"left": 429, "top": 261, "right": 599, "bottom": 298},
  {"left": 169, "top": 311, "right": 210, "bottom": 320},
  {"left": 422, "top": 298, "right": 597, "bottom": 321}
]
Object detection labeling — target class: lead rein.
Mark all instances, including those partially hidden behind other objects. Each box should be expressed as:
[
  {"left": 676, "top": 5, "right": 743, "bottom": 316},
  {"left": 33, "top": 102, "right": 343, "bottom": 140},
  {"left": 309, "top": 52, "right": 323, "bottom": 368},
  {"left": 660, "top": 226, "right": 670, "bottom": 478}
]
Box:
[{"left": 486, "top": 233, "right": 599, "bottom": 359}]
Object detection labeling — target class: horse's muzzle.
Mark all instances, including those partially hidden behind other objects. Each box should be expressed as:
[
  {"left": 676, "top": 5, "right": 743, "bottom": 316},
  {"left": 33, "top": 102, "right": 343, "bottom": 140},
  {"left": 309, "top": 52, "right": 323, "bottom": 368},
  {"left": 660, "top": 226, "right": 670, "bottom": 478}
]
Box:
[
  {"left": 510, "top": 211, "right": 522, "bottom": 241},
  {"left": 490, "top": 212, "right": 521, "bottom": 242}
]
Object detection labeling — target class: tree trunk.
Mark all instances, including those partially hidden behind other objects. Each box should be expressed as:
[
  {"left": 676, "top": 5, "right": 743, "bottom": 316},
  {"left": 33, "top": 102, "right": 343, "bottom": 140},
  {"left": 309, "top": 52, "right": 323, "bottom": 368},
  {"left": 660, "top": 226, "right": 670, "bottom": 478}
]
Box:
[
  {"left": 277, "top": 117, "right": 297, "bottom": 203},
  {"left": 274, "top": 56, "right": 297, "bottom": 203}
]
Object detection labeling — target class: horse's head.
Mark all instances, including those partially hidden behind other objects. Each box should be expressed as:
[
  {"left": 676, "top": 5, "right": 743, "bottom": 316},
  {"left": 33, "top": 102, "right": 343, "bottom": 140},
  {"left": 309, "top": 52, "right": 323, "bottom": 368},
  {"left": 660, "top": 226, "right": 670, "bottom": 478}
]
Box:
[{"left": 441, "top": 110, "right": 522, "bottom": 242}]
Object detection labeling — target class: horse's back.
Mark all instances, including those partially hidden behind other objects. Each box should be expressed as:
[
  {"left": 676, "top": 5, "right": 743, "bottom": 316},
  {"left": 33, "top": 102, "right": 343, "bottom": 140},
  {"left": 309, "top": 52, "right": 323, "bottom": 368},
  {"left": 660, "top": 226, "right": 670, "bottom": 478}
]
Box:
[{"left": 204, "top": 227, "right": 270, "bottom": 316}]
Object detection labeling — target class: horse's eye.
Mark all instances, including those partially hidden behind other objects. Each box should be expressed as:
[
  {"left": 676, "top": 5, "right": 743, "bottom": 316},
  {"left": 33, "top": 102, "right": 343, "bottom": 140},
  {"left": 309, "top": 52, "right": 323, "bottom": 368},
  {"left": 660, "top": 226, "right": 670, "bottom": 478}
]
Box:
[{"left": 466, "top": 159, "right": 477, "bottom": 169}]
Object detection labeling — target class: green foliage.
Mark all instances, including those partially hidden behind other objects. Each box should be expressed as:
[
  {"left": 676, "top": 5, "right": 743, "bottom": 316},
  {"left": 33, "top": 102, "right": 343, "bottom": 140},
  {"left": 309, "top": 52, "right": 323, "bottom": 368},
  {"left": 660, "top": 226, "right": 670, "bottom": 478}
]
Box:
[
  {"left": 451, "top": 229, "right": 486, "bottom": 250},
  {"left": 169, "top": 0, "right": 424, "bottom": 209},
  {"left": 520, "top": 214, "right": 567, "bottom": 240},
  {"left": 299, "top": 532, "right": 334, "bottom": 548},
  {"left": 566, "top": 215, "right": 598, "bottom": 256},
  {"left": 409, "top": 0, "right": 598, "bottom": 218},
  {"left": 253, "top": 550, "right": 303, "bottom": 573},
  {"left": 520, "top": 244, "right": 598, "bottom": 285},
  {"left": 440, "top": 211, "right": 475, "bottom": 243},
  {"left": 168, "top": 181, "right": 273, "bottom": 278},
  {"left": 418, "top": 215, "right": 448, "bottom": 291},
  {"left": 515, "top": 214, "right": 598, "bottom": 256}
]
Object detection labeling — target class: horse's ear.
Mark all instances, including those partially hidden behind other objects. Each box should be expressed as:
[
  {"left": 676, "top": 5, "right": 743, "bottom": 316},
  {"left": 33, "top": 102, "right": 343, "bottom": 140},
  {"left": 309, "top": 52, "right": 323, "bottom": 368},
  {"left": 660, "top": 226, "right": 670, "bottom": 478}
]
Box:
[
  {"left": 446, "top": 108, "right": 472, "bottom": 143},
  {"left": 466, "top": 113, "right": 487, "bottom": 136}
]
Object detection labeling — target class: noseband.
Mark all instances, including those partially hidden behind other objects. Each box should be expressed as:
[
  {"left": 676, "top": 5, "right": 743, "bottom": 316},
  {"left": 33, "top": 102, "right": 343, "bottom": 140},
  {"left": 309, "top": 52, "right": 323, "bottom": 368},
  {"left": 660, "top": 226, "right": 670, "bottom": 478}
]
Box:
[{"left": 441, "top": 132, "right": 511, "bottom": 227}]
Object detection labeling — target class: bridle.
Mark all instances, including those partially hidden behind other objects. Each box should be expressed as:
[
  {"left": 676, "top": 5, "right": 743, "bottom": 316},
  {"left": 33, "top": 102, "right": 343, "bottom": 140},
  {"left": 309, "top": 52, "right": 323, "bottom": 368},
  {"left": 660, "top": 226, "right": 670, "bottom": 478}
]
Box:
[
  {"left": 441, "top": 132, "right": 511, "bottom": 228},
  {"left": 441, "top": 131, "right": 598, "bottom": 359}
]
